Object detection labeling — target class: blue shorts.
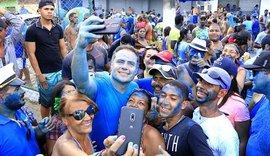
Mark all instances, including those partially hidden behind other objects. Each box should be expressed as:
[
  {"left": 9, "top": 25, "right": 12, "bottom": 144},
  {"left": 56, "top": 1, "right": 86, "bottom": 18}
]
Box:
[{"left": 38, "top": 71, "right": 62, "bottom": 108}]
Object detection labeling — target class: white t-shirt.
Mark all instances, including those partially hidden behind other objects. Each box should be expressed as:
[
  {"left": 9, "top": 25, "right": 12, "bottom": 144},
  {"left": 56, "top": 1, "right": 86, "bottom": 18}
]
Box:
[{"left": 193, "top": 108, "right": 239, "bottom": 156}]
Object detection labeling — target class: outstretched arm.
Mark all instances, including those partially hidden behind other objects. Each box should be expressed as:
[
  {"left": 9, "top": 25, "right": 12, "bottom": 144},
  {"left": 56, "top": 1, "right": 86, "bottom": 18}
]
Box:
[{"left": 71, "top": 16, "right": 104, "bottom": 99}]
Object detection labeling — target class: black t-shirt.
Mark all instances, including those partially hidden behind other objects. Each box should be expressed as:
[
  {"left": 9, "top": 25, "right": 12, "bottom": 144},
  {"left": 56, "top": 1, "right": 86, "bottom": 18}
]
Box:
[
  {"left": 25, "top": 20, "right": 63, "bottom": 73},
  {"left": 158, "top": 117, "right": 213, "bottom": 156}
]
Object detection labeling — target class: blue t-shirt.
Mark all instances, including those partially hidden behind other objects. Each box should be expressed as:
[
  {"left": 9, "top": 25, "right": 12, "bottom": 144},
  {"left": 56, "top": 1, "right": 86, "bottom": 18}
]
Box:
[
  {"left": 126, "top": 16, "right": 134, "bottom": 34},
  {"left": 247, "top": 99, "right": 270, "bottom": 156},
  {"left": 134, "top": 77, "right": 154, "bottom": 95},
  {"left": 0, "top": 109, "right": 40, "bottom": 156},
  {"left": 243, "top": 20, "right": 253, "bottom": 31},
  {"left": 252, "top": 20, "right": 260, "bottom": 33},
  {"left": 228, "top": 15, "right": 237, "bottom": 27},
  {"left": 175, "top": 41, "right": 189, "bottom": 65},
  {"left": 90, "top": 74, "right": 138, "bottom": 150}
]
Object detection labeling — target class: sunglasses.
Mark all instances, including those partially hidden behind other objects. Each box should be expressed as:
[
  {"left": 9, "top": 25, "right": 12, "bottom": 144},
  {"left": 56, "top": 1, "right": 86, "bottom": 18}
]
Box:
[
  {"left": 153, "top": 64, "right": 173, "bottom": 72},
  {"left": 152, "top": 64, "right": 177, "bottom": 79},
  {"left": 201, "top": 68, "right": 227, "bottom": 89},
  {"left": 65, "top": 105, "right": 98, "bottom": 120},
  {"left": 0, "top": 27, "right": 3, "bottom": 32}
]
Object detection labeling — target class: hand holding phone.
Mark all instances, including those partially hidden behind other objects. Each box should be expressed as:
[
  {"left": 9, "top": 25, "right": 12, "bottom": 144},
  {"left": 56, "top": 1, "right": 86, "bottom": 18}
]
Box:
[
  {"left": 90, "top": 18, "right": 122, "bottom": 34},
  {"left": 116, "top": 107, "right": 144, "bottom": 156}
]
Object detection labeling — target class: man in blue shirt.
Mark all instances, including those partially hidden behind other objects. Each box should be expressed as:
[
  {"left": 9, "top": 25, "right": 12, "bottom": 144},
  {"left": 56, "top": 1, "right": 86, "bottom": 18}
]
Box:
[
  {"left": 243, "top": 52, "right": 270, "bottom": 156},
  {"left": 0, "top": 63, "right": 54, "bottom": 156},
  {"left": 71, "top": 16, "right": 139, "bottom": 150}
]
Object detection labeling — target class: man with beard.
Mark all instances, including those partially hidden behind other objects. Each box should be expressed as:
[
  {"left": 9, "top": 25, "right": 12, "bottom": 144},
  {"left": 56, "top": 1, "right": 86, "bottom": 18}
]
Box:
[
  {"left": 192, "top": 67, "right": 239, "bottom": 156},
  {"left": 192, "top": 14, "right": 209, "bottom": 40},
  {"left": 0, "top": 63, "right": 54, "bottom": 155},
  {"left": 242, "top": 52, "right": 270, "bottom": 156},
  {"left": 156, "top": 80, "right": 213, "bottom": 156},
  {"left": 71, "top": 16, "right": 139, "bottom": 150}
]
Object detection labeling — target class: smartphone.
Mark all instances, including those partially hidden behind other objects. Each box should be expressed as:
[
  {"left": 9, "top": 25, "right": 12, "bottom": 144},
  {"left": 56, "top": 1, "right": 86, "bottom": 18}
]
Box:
[
  {"left": 90, "top": 18, "right": 122, "bottom": 34},
  {"left": 116, "top": 107, "right": 144, "bottom": 156}
]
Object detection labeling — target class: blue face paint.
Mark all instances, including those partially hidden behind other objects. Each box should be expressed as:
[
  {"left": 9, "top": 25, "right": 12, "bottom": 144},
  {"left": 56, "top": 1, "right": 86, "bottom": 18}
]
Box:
[
  {"left": 3, "top": 88, "right": 25, "bottom": 110},
  {"left": 253, "top": 71, "right": 270, "bottom": 94},
  {"left": 158, "top": 85, "right": 183, "bottom": 118},
  {"left": 189, "top": 47, "right": 205, "bottom": 60},
  {"left": 196, "top": 87, "right": 219, "bottom": 104}
]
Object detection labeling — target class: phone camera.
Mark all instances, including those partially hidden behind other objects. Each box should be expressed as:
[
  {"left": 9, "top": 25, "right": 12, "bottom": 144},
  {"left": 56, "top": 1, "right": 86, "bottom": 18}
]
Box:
[{"left": 130, "top": 113, "right": 136, "bottom": 122}]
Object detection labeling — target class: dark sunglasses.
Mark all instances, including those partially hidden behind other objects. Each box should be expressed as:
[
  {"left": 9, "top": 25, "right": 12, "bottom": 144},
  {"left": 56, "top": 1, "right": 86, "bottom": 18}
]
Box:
[
  {"left": 65, "top": 105, "right": 98, "bottom": 120},
  {"left": 0, "top": 27, "right": 4, "bottom": 32}
]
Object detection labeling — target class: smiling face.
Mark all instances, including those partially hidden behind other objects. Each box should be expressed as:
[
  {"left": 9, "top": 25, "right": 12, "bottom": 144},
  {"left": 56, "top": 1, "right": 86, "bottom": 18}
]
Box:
[
  {"left": 209, "top": 24, "right": 221, "bottom": 42},
  {"left": 195, "top": 79, "right": 221, "bottom": 104},
  {"left": 143, "top": 49, "right": 158, "bottom": 70},
  {"left": 222, "top": 45, "right": 240, "bottom": 62},
  {"left": 127, "top": 91, "right": 150, "bottom": 115},
  {"left": 63, "top": 100, "right": 94, "bottom": 134},
  {"left": 111, "top": 49, "right": 138, "bottom": 84},
  {"left": 151, "top": 71, "right": 171, "bottom": 96},
  {"left": 157, "top": 84, "right": 183, "bottom": 118}
]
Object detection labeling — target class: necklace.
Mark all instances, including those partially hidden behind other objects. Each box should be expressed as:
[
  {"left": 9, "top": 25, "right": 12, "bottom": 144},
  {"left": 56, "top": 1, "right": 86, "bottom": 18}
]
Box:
[{"left": 68, "top": 130, "right": 94, "bottom": 153}]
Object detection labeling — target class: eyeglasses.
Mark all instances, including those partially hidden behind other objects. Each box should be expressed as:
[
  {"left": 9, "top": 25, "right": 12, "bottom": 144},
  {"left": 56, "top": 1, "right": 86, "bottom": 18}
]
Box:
[
  {"left": 65, "top": 105, "right": 98, "bottom": 120},
  {"left": 0, "top": 27, "right": 3, "bottom": 32},
  {"left": 201, "top": 68, "right": 227, "bottom": 89}
]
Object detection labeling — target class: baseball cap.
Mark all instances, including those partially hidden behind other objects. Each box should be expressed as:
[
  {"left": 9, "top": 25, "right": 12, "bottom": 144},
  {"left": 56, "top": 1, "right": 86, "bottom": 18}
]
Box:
[
  {"left": 193, "top": 67, "right": 231, "bottom": 90},
  {"left": 242, "top": 52, "right": 270, "bottom": 70},
  {"left": 213, "top": 57, "right": 238, "bottom": 77},
  {"left": 150, "top": 50, "right": 174, "bottom": 63},
  {"left": 38, "top": 0, "right": 55, "bottom": 8},
  {"left": 148, "top": 64, "right": 177, "bottom": 80},
  {"left": 0, "top": 63, "right": 25, "bottom": 89}
]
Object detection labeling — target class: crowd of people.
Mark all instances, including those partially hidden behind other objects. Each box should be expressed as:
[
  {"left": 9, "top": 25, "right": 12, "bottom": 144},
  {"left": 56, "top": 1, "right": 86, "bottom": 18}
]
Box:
[{"left": 1, "top": 0, "right": 270, "bottom": 155}]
